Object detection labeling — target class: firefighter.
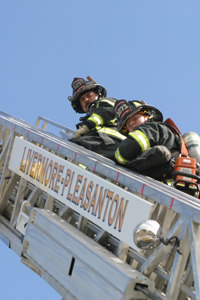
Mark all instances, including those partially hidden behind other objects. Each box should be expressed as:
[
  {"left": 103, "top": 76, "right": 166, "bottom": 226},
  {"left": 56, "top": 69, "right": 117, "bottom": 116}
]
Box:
[
  {"left": 114, "top": 100, "right": 181, "bottom": 180},
  {"left": 68, "top": 76, "right": 129, "bottom": 159}
]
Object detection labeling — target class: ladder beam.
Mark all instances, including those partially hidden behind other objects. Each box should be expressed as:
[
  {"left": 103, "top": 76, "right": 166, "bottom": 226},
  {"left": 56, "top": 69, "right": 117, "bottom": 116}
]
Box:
[
  {"left": 23, "top": 208, "right": 155, "bottom": 300},
  {"left": 0, "top": 116, "right": 200, "bottom": 223},
  {"left": 188, "top": 220, "right": 200, "bottom": 298},
  {"left": 166, "top": 222, "right": 190, "bottom": 299},
  {"left": 10, "top": 177, "right": 27, "bottom": 226},
  {"left": 0, "top": 113, "right": 199, "bottom": 223}
]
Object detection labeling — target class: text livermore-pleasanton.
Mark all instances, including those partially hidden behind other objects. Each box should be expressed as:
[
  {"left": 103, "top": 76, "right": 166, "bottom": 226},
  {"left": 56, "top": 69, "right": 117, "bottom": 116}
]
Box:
[{"left": 9, "top": 137, "right": 152, "bottom": 249}]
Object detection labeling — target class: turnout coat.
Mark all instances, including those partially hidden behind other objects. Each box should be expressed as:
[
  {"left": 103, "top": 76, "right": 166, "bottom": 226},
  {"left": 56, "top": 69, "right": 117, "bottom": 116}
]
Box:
[{"left": 71, "top": 97, "right": 126, "bottom": 159}]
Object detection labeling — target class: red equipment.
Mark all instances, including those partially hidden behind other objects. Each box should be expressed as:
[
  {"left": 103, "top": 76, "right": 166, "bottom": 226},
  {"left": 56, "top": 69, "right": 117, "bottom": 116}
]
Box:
[{"left": 164, "top": 118, "right": 200, "bottom": 196}]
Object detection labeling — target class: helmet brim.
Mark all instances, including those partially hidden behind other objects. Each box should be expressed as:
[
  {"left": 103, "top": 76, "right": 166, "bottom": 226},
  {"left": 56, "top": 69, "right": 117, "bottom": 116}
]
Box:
[
  {"left": 118, "top": 104, "right": 163, "bottom": 130},
  {"left": 71, "top": 82, "right": 107, "bottom": 113}
]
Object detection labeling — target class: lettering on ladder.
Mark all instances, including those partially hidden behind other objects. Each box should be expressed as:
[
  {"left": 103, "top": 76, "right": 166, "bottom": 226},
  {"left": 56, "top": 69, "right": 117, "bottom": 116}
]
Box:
[
  {"left": 9, "top": 137, "right": 152, "bottom": 249},
  {"left": 19, "top": 146, "right": 128, "bottom": 232}
]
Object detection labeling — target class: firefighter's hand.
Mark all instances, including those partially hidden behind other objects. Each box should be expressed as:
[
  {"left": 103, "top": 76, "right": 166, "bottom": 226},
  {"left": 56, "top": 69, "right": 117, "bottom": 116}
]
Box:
[{"left": 71, "top": 125, "right": 90, "bottom": 139}]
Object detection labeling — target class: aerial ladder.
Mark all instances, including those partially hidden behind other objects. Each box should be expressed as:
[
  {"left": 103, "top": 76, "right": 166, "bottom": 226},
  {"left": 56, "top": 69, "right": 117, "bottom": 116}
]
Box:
[{"left": 0, "top": 110, "right": 200, "bottom": 300}]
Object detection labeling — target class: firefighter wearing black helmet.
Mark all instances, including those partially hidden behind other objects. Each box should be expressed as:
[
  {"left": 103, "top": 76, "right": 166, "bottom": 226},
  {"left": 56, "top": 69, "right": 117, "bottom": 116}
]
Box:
[
  {"left": 69, "top": 77, "right": 107, "bottom": 114},
  {"left": 68, "top": 76, "right": 127, "bottom": 159},
  {"left": 114, "top": 100, "right": 181, "bottom": 180}
]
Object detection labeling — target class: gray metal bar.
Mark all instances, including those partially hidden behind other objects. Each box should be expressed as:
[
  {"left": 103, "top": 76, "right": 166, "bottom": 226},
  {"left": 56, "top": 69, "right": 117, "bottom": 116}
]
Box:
[
  {"left": 35, "top": 115, "right": 74, "bottom": 133},
  {"left": 140, "top": 217, "right": 184, "bottom": 274},
  {"left": 166, "top": 221, "right": 190, "bottom": 299},
  {"left": 188, "top": 220, "right": 200, "bottom": 298}
]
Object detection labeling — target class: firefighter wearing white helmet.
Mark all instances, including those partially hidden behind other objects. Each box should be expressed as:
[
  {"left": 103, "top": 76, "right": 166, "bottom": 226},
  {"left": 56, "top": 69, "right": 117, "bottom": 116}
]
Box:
[
  {"left": 114, "top": 99, "right": 181, "bottom": 180},
  {"left": 68, "top": 76, "right": 127, "bottom": 159}
]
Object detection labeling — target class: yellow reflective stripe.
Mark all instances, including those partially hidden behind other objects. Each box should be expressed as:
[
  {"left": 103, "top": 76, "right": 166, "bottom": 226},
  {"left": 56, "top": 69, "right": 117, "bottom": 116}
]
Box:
[
  {"left": 98, "top": 128, "right": 126, "bottom": 140},
  {"left": 96, "top": 99, "right": 115, "bottom": 107},
  {"left": 108, "top": 118, "right": 117, "bottom": 126},
  {"left": 129, "top": 130, "right": 150, "bottom": 152},
  {"left": 133, "top": 101, "right": 142, "bottom": 107},
  {"left": 101, "top": 99, "right": 115, "bottom": 106},
  {"left": 115, "top": 148, "right": 129, "bottom": 164},
  {"left": 88, "top": 113, "right": 103, "bottom": 126}
]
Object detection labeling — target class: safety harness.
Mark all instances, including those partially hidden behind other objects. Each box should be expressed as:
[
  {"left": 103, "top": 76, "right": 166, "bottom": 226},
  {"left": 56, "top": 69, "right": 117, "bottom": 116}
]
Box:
[
  {"left": 164, "top": 118, "right": 200, "bottom": 197},
  {"left": 123, "top": 118, "right": 200, "bottom": 197}
]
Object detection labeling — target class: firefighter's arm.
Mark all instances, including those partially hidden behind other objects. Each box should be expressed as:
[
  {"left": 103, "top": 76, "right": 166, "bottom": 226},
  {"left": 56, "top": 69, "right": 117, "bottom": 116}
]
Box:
[
  {"left": 86, "top": 100, "right": 116, "bottom": 128},
  {"left": 71, "top": 114, "right": 96, "bottom": 139},
  {"left": 114, "top": 130, "right": 150, "bottom": 165},
  {"left": 71, "top": 99, "right": 116, "bottom": 138},
  {"left": 115, "top": 123, "right": 166, "bottom": 165},
  {"left": 71, "top": 125, "right": 90, "bottom": 139},
  {"left": 71, "top": 117, "right": 96, "bottom": 139}
]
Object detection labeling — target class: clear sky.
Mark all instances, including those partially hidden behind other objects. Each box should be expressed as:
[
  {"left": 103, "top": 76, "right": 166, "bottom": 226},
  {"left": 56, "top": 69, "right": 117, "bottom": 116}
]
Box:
[{"left": 0, "top": 1, "right": 200, "bottom": 299}]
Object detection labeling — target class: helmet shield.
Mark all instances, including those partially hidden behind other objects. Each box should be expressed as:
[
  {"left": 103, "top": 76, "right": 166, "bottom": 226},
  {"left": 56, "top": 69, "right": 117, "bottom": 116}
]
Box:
[
  {"left": 69, "top": 77, "right": 107, "bottom": 113},
  {"left": 114, "top": 100, "right": 163, "bottom": 131}
]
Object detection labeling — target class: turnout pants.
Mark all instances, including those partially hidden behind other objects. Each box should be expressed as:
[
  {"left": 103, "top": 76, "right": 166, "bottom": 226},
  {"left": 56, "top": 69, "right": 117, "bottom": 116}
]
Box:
[{"left": 70, "top": 131, "right": 122, "bottom": 160}]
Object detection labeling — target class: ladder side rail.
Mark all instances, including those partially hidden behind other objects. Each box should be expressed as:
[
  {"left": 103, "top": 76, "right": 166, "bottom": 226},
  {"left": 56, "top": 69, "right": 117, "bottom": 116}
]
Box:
[
  {"left": 1, "top": 116, "right": 200, "bottom": 224},
  {"left": 188, "top": 220, "right": 200, "bottom": 298},
  {"left": 0, "top": 112, "right": 197, "bottom": 203},
  {"left": 0, "top": 130, "right": 11, "bottom": 171},
  {"left": 0, "top": 128, "right": 20, "bottom": 212},
  {"left": 165, "top": 221, "right": 190, "bottom": 299},
  {"left": 0, "top": 116, "right": 71, "bottom": 144},
  {"left": 35, "top": 116, "right": 75, "bottom": 134},
  {"left": 0, "top": 112, "right": 49, "bottom": 134},
  {"left": 0, "top": 115, "right": 73, "bottom": 146},
  {"left": 0, "top": 116, "right": 115, "bottom": 167},
  {"left": 2, "top": 112, "right": 199, "bottom": 208},
  {"left": 0, "top": 112, "right": 75, "bottom": 141},
  {"left": 0, "top": 115, "right": 197, "bottom": 200},
  {"left": 0, "top": 111, "right": 73, "bottom": 135}
]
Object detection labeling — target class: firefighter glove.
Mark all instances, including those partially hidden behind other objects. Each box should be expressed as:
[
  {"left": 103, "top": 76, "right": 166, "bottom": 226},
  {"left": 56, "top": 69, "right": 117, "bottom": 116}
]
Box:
[{"left": 71, "top": 125, "right": 90, "bottom": 139}]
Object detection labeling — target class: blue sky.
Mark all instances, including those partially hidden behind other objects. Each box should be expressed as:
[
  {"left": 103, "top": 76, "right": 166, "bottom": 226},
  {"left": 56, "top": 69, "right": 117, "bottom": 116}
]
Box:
[{"left": 0, "top": 1, "right": 200, "bottom": 299}]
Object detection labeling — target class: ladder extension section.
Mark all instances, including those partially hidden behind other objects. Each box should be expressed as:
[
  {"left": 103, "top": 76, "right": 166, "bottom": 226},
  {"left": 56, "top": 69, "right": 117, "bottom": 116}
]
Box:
[{"left": 0, "top": 111, "right": 200, "bottom": 300}]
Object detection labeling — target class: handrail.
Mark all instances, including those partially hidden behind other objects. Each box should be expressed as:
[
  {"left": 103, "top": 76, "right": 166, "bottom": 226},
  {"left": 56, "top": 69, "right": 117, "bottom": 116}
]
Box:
[{"left": 0, "top": 111, "right": 200, "bottom": 223}]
